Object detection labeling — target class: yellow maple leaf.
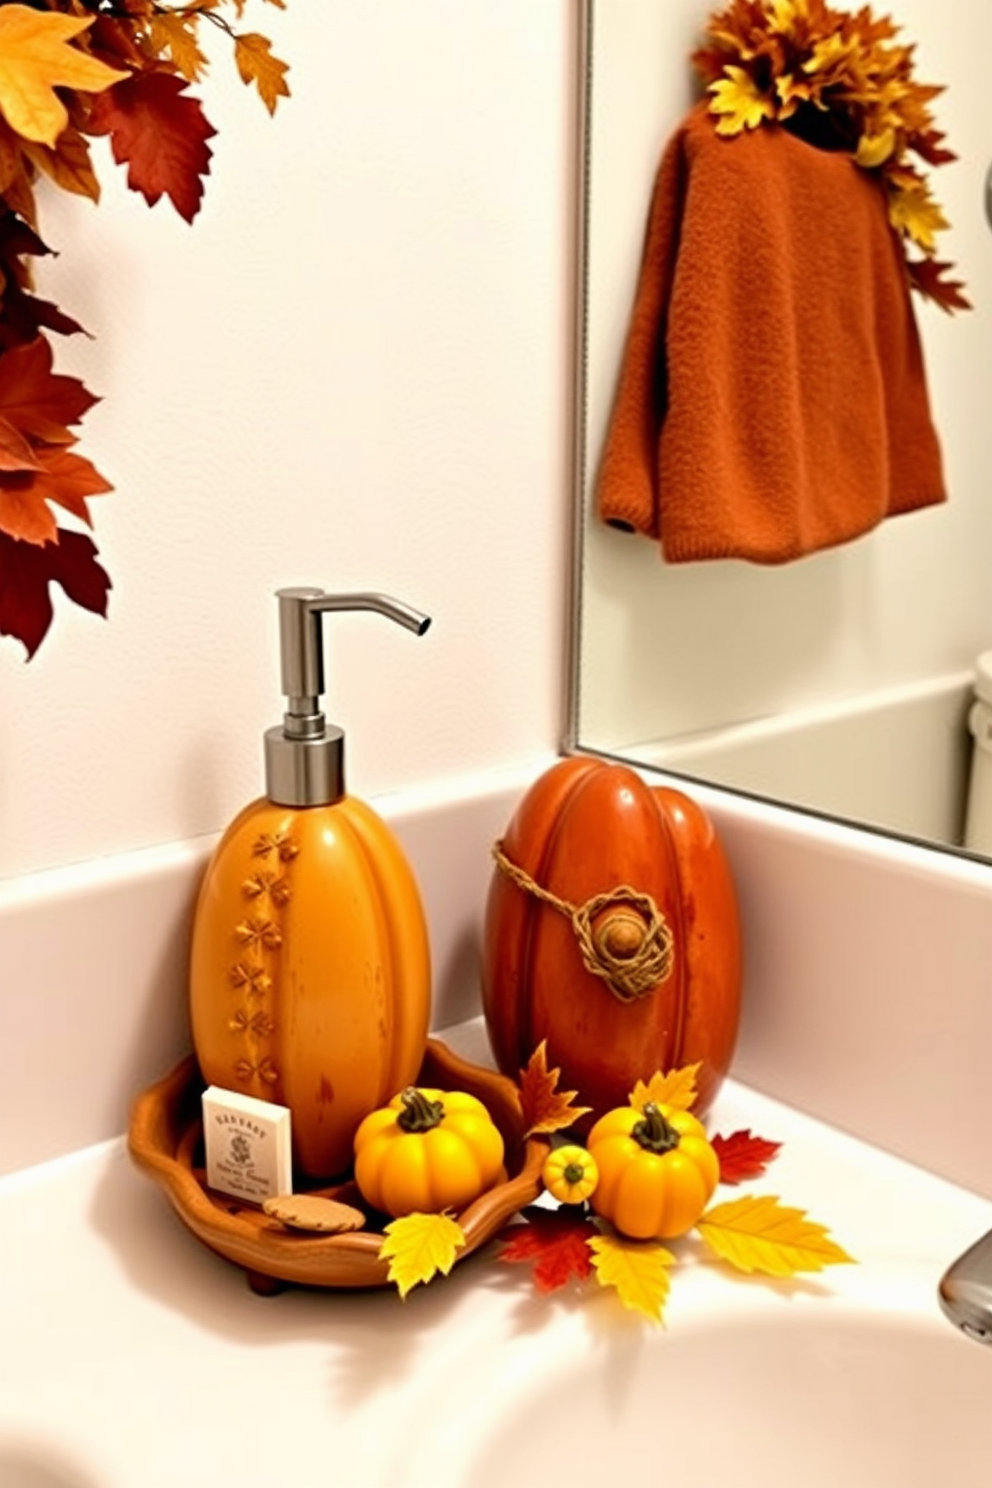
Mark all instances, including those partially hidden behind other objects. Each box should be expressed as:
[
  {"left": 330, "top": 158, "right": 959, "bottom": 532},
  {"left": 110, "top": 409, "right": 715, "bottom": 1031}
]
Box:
[
  {"left": 379, "top": 1212, "right": 466, "bottom": 1299},
  {"left": 0, "top": 6, "right": 128, "bottom": 149},
  {"left": 708, "top": 66, "right": 776, "bottom": 136},
  {"left": 888, "top": 181, "right": 949, "bottom": 255},
  {"left": 855, "top": 127, "right": 897, "bottom": 171},
  {"left": 768, "top": 0, "right": 806, "bottom": 30},
  {"left": 696, "top": 1195, "right": 855, "bottom": 1277},
  {"left": 629, "top": 1061, "right": 700, "bottom": 1113},
  {"left": 149, "top": 15, "right": 209, "bottom": 84},
  {"left": 235, "top": 34, "right": 291, "bottom": 116},
  {"left": 774, "top": 71, "right": 813, "bottom": 118},
  {"left": 24, "top": 128, "right": 100, "bottom": 203},
  {"left": 589, "top": 1233, "right": 676, "bottom": 1324}
]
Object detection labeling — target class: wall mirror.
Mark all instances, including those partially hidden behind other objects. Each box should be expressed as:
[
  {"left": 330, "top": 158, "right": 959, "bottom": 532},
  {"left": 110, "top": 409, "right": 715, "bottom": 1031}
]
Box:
[{"left": 569, "top": 0, "right": 992, "bottom": 861}]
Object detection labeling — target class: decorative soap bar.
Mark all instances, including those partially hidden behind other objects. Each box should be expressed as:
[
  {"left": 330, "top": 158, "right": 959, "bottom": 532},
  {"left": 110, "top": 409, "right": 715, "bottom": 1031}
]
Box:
[{"left": 202, "top": 1086, "right": 293, "bottom": 1204}]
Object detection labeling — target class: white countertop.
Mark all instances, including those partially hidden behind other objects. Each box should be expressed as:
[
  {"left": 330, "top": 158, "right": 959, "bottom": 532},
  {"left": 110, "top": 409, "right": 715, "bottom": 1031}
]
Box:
[{"left": 2, "top": 1024, "right": 990, "bottom": 1488}]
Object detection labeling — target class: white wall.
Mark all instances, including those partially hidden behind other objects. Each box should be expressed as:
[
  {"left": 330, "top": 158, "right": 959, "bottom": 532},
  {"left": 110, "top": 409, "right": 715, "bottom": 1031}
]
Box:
[
  {"left": 577, "top": 0, "right": 992, "bottom": 751},
  {"left": 0, "top": 0, "right": 574, "bottom": 882}
]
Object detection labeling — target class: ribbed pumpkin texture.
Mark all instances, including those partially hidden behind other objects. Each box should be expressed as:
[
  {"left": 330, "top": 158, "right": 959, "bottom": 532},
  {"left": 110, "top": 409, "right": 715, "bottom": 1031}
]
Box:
[
  {"left": 481, "top": 757, "right": 742, "bottom": 1123},
  {"left": 189, "top": 794, "right": 431, "bottom": 1179}
]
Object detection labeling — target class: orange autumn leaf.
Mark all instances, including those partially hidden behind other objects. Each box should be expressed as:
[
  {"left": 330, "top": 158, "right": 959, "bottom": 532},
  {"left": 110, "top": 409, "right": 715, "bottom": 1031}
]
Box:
[
  {"left": 235, "top": 33, "right": 291, "bottom": 115},
  {"left": 379, "top": 1212, "right": 466, "bottom": 1298},
  {"left": 711, "top": 1129, "right": 782, "bottom": 1185},
  {"left": 497, "top": 1207, "right": 598, "bottom": 1294},
  {"left": 0, "top": 414, "right": 39, "bottom": 473},
  {"left": 148, "top": 14, "right": 210, "bottom": 85},
  {"left": 588, "top": 1232, "right": 676, "bottom": 1324},
  {"left": 88, "top": 72, "right": 216, "bottom": 224},
  {"left": 696, "top": 1194, "right": 855, "bottom": 1276},
  {"left": 629, "top": 1062, "right": 700, "bottom": 1114},
  {"left": 518, "top": 1041, "right": 591, "bottom": 1137},
  {"left": 0, "top": 448, "right": 112, "bottom": 546},
  {"left": 0, "top": 474, "right": 57, "bottom": 544},
  {"left": 0, "top": 6, "right": 127, "bottom": 148}
]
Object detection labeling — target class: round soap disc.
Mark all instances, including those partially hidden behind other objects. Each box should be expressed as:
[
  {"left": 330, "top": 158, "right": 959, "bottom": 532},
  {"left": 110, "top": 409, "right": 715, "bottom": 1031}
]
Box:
[{"left": 262, "top": 1193, "right": 367, "bottom": 1233}]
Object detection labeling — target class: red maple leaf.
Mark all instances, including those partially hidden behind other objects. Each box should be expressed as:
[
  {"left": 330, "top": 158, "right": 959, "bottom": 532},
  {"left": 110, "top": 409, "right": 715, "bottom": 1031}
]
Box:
[
  {"left": 518, "top": 1041, "right": 591, "bottom": 1137},
  {"left": 711, "top": 1129, "right": 782, "bottom": 1185},
  {"left": 0, "top": 212, "right": 86, "bottom": 351},
  {"left": 0, "top": 338, "right": 98, "bottom": 444},
  {"left": 0, "top": 529, "right": 110, "bottom": 657},
  {"left": 497, "top": 1207, "right": 597, "bottom": 1294},
  {"left": 912, "top": 129, "right": 958, "bottom": 167},
  {"left": 88, "top": 72, "right": 216, "bottom": 223},
  {"left": 906, "top": 257, "right": 972, "bottom": 315}
]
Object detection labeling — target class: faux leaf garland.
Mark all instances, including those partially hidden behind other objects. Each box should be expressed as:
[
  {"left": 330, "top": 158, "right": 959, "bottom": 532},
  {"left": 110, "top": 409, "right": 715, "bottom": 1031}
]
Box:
[
  {"left": 496, "top": 1059, "right": 854, "bottom": 1326},
  {"left": 377, "top": 1047, "right": 853, "bottom": 1324},
  {"left": 0, "top": 1, "right": 290, "bottom": 658},
  {"left": 693, "top": 0, "right": 969, "bottom": 314}
]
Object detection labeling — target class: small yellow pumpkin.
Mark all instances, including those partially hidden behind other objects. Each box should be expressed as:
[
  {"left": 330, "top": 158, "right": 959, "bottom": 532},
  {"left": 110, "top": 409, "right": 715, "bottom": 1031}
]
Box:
[
  {"left": 541, "top": 1144, "right": 599, "bottom": 1205},
  {"left": 353, "top": 1086, "right": 505, "bottom": 1218},
  {"left": 587, "top": 1101, "right": 719, "bottom": 1240}
]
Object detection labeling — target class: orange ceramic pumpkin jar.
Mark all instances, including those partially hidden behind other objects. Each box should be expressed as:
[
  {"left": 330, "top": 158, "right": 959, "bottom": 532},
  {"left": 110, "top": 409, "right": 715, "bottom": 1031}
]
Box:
[
  {"left": 481, "top": 757, "right": 742, "bottom": 1123},
  {"left": 190, "top": 794, "right": 431, "bottom": 1181}
]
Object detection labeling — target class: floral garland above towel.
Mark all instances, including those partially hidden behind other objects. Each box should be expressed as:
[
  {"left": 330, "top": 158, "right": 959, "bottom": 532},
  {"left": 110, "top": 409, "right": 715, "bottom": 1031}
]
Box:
[
  {"left": 693, "top": 0, "right": 968, "bottom": 315},
  {"left": 0, "top": 2, "right": 290, "bottom": 659}
]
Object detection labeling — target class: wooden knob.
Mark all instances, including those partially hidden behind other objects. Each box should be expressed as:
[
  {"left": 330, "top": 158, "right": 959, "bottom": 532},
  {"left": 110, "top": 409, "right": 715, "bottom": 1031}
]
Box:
[{"left": 594, "top": 908, "right": 648, "bottom": 961}]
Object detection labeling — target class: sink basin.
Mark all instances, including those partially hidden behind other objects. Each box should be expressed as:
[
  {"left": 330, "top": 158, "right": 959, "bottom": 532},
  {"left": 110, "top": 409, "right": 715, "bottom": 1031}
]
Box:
[
  {"left": 3, "top": 1036, "right": 989, "bottom": 1488},
  {"left": 396, "top": 1277, "right": 989, "bottom": 1488}
]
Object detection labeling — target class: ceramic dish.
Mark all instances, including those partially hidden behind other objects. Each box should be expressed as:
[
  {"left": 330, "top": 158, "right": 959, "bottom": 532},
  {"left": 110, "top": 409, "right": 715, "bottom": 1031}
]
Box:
[{"left": 128, "top": 1037, "right": 548, "bottom": 1291}]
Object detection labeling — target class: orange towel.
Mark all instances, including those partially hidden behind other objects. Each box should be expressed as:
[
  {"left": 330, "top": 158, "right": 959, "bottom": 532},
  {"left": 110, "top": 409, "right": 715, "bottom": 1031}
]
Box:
[{"left": 596, "top": 103, "right": 946, "bottom": 564}]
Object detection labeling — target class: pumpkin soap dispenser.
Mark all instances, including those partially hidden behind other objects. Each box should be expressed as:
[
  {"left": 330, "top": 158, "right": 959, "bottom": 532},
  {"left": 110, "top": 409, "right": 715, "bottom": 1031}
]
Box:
[{"left": 189, "top": 587, "right": 433, "bottom": 1182}]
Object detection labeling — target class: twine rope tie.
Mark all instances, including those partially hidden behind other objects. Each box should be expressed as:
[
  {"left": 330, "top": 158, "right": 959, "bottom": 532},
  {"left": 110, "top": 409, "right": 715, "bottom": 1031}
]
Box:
[{"left": 492, "top": 841, "right": 674, "bottom": 1004}]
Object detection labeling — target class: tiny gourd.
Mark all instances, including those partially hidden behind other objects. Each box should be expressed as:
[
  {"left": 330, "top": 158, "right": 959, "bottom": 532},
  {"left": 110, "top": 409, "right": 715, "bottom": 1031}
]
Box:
[
  {"left": 586, "top": 1101, "right": 719, "bottom": 1240},
  {"left": 353, "top": 1086, "right": 505, "bottom": 1218},
  {"left": 541, "top": 1144, "right": 600, "bottom": 1206}
]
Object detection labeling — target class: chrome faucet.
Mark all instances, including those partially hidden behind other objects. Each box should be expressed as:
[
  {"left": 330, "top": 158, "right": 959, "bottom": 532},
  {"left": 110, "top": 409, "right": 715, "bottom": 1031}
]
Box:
[{"left": 939, "top": 1227, "right": 992, "bottom": 1344}]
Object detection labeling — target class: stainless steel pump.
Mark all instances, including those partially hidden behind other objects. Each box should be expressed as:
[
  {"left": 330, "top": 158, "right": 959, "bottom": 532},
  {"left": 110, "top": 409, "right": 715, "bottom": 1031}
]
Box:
[
  {"left": 264, "top": 588, "right": 431, "bottom": 808},
  {"left": 938, "top": 1226, "right": 992, "bottom": 1345}
]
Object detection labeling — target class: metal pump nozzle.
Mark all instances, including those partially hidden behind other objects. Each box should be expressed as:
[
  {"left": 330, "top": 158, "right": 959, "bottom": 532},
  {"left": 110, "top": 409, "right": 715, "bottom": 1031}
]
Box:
[{"left": 264, "top": 588, "right": 431, "bottom": 807}]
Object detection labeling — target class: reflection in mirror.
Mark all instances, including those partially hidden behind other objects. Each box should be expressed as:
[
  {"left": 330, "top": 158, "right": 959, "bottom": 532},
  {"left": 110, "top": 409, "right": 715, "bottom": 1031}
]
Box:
[{"left": 570, "top": 0, "right": 992, "bottom": 859}]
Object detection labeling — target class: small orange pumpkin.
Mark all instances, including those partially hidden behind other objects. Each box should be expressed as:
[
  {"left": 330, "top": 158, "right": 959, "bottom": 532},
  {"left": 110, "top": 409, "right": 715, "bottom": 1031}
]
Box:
[{"left": 481, "top": 757, "right": 742, "bottom": 1124}]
